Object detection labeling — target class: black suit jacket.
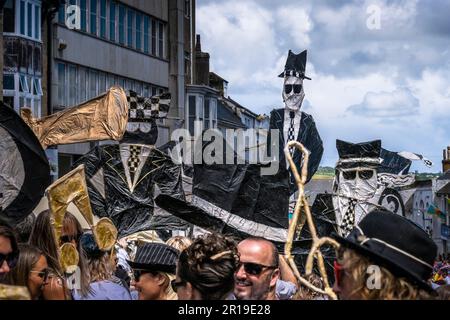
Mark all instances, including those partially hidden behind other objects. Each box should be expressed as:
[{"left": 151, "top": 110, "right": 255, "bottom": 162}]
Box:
[
  {"left": 74, "top": 145, "right": 186, "bottom": 238},
  {"left": 268, "top": 108, "right": 324, "bottom": 193}
]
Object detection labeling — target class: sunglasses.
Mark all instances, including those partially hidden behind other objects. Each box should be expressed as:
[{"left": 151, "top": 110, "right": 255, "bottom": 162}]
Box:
[
  {"left": 333, "top": 260, "right": 344, "bottom": 287},
  {"left": 238, "top": 262, "right": 276, "bottom": 276},
  {"left": 171, "top": 279, "right": 186, "bottom": 293},
  {"left": 0, "top": 251, "right": 19, "bottom": 269},
  {"left": 341, "top": 169, "right": 375, "bottom": 180},
  {"left": 59, "top": 234, "right": 80, "bottom": 245},
  {"left": 284, "top": 84, "right": 302, "bottom": 94},
  {"left": 30, "top": 268, "right": 50, "bottom": 281}
]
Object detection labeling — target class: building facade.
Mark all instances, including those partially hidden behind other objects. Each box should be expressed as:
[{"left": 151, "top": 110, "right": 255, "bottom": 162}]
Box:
[{"left": 50, "top": 0, "right": 195, "bottom": 175}]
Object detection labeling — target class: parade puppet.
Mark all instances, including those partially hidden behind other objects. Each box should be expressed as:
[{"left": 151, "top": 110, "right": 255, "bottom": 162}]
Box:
[
  {"left": 270, "top": 50, "right": 323, "bottom": 191},
  {"left": 74, "top": 90, "right": 188, "bottom": 239},
  {"left": 311, "top": 139, "right": 422, "bottom": 238},
  {"left": 0, "top": 102, "right": 51, "bottom": 227}
]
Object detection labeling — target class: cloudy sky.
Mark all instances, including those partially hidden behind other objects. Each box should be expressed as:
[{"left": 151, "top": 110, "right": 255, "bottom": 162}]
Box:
[{"left": 196, "top": 0, "right": 450, "bottom": 172}]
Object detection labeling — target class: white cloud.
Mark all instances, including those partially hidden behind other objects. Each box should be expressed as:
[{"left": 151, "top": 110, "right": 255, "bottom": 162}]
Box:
[
  {"left": 347, "top": 88, "right": 420, "bottom": 118},
  {"left": 276, "top": 7, "right": 313, "bottom": 48}
]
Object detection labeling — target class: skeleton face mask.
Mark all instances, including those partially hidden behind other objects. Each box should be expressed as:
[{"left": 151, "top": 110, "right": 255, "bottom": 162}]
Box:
[
  {"left": 335, "top": 167, "right": 378, "bottom": 201},
  {"left": 282, "top": 76, "right": 305, "bottom": 111}
]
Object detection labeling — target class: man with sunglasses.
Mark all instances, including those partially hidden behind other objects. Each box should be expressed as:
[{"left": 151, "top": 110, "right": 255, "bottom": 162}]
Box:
[
  {"left": 0, "top": 223, "right": 19, "bottom": 282},
  {"left": 234, "top": 237, "right": 296, "bottom": 300},
  {"left": 269, "top": 49, "right": 323, "bottom": 191}
]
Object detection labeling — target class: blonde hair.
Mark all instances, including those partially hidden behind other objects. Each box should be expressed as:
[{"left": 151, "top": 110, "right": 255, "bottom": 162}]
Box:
[
  {"left": 166, "top": 236, "right": 192, "bottom": 252},
  {"left": 161, "top": 272, "right": 177, "bottom": 300},
  {"left": 338, "top": 248, "right": 433, "bottom": 300}
]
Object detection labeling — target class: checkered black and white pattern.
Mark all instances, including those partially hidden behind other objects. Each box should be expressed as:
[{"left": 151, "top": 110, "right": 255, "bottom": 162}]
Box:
[
  {"left": 341, "top": 198, "right": 357, "bottom": 236},
  {"left": 127, "top": 145, "right": 142, "bottom": 181},
  {"left": 287, "top": 116, "right": 295, "bottom": 156},
  {"left": 127, "top": 90, "right": 171, "bottom": 122}
]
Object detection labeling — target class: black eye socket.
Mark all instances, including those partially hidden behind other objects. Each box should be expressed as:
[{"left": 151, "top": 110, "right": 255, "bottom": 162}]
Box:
[
  {"left": 359, "top": 170, "right": 374, "bottom": 180},
  {"left": 342, "top": 171, "right": 357, "bottom": 180},
  {"left": 284, "top": 85, "right": 293, "bottom": 94},
  {"left": 293, "top": 84, "right": 302, "bottom": 94}
]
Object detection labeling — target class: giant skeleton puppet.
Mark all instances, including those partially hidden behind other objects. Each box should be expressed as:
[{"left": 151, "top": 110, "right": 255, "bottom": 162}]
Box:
[
  {"left": 74, "top": 91, "right": 188, "bottom": 239},
  {"left": 270, "top": 50, "right": 324, "bottom": 192}
]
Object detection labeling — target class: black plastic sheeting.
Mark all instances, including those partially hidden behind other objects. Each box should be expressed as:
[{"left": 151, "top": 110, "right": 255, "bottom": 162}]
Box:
[
  {"left": 379, "top": 148, "right": 412, "bottom": 174},
  {"left": 337, "top": 139, "right": 381, "bottom": 160},
  {"left": 0, "top": 103, "right": 51, "bottom": 226},
  {"left": 73, "top": 144, "right": 187, "bottom": 238},
  {"left": 268, "top": 109, "right": 323, "bottom": 193},
  {"left": 155, "top": 133, "right": 290, "bottom": 242}
]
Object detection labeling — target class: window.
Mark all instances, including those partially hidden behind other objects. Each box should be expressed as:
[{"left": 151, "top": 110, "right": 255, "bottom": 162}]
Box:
[
  {"left": 99, "top": 72, "right": 107, "bottom": 94},
  {"left": 135, "top": 82, "right": 143, "bottom": 96},
  {"left": 34, "top": 4, "right": 40, "bottom": 39},
  {"left": 136, "top": 13, "right": 142, "bottom": 51},
  {"left": 90, "top": 0, "right": 97, "bottom": 35},
  {"left": 143, "top": 84, "right": 150, "bottom": 97},
  {"left": 184, "top": 0, "right": 190, "bottom": 18},
  {"left": 109, "top": 1, "right": 116, "bottom": 41},
  {"left": 143, "top": 16, "right": 149, "bottom": 53},
  {"left": 211, "top": 99, "right": 217, "bottom": 128},
  {"left": 20, "top": 1, "right": 25, "bottom": 35},
  {"left": 58, "top": 2, "right": 65, "bottom": 24},
  {"left": 3, "top": 74, "right": 15, "bottom": 90},
  {"left": 100, "top": 0, "right": 106, "bottom": 38},
  {"left": 3, "top": 0, "right": 15, "bottom": 33},
  {"left": 127, "top": 9, "right": 134, "bottom": 47},
  {"left": 79, "top": 67, "right": 87, "bottom": 104},
  {"left": 118, "top": 5, "right": 125, "bottom": 44},
  {"left": 33, "top": 78, "right": 43, "bottom": 96},
  {"left": 80, "top": 0, "right": 87, "bottom": 31},
  {"left": 204, "top": 99, "right": 210, "bottom": 130},
  {"left": 188, "top": 95, "right": 196, "bottom": 136},
  {"left": 19, "top": 74, "right": 30, "bottom": 93},
  {"left": 158, "top": 22, "right": 164, "bottom": 58},
  {"left": 57, "top": 63, "right": 66, "bottom": 106},
  {"left": 89, "top": 70, "right": 98, "bottom": 99},
  {"left": 68, "top": 65, "right": 77, "bottom": 107},
  {"left": 27, "top": 2, "right": 32, "bottom": 37},
  {"left": 151, "top": 19, "right": 156, "bottom": 55}
]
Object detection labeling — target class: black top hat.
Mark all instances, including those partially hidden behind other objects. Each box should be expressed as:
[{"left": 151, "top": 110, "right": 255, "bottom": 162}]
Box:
[
  {"left": 278, "top": 50, "right": 311, "bottom": 80},
  {"left": 336, "top": 139, "right": 382, "bottom": 169},
  {"left": 127, "top": 243, "right": 179, "bottom": 274},
  {"left": 333, "top": 209, "right": 437, "bottom": 291}
]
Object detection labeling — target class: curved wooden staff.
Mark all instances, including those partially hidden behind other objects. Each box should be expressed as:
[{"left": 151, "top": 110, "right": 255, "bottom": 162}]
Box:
[{"left": 283, "top": 141, "right": 340, "bottom": 300}]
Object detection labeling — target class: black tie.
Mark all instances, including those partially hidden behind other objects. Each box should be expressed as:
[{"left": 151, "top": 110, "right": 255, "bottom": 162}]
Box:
[
  {"left": 287, "top": 111, "right": 295, "bottom": 156},
  {"left": 128, "top": 145, "right": 142, "bottom": 182}
]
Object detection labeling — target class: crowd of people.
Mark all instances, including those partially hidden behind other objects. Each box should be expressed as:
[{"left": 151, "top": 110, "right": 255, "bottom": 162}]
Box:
[{"left": 1, "top": 209, "right": 449, "bottom": 300}]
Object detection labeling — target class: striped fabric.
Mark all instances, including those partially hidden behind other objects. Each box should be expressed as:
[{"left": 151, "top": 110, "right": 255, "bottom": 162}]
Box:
[{"left": 128, "top": 243, "right": 179, "bottom": 273}]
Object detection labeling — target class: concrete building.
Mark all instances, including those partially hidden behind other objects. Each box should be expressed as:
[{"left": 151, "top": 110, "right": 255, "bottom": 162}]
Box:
[{"left": 50, "top": 0, "right": 195, "bottom": 175}]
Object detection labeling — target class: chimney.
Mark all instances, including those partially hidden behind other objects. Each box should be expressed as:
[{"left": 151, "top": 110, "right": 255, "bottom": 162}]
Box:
[
  {"left": 443, "top": 146, "right": 450, "bottom": 172},
  {"left": 194, "top": 34, "right": 210, "bottom": 86}
]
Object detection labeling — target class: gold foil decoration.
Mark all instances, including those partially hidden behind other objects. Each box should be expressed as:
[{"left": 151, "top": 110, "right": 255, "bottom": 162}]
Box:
[
  {"left": 46, "top": 165, "right": 118, "bottom": 272},
  {"left": 21, "top": 86, "right": 129, "bottom": 149},
  {"left": 283, "top": 141, "right": 341, "bottom": 300},
  {"left": 0, "top": 284, "right": 31, "bottom": 300}
]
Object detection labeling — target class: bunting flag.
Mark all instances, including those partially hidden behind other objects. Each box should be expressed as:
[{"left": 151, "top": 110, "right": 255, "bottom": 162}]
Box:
[{"left": 426, "top": 204, "right": 446, "bottom": 220}]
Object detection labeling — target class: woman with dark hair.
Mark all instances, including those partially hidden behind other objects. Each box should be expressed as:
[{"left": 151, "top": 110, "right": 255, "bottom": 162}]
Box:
[
  {"left": 5, "top": 244, "right": 49, "bottom": 300},
  {"left": 28, "top": 210, "right": 70, "bottom": 300},
  {"left": 62, "top": 212, "right": 91, "bottom": 298},
  {"left": 73, "top": 232, "right": 131, "bottom": 300},
  {"left": 173, "top": 233, "right": 240, "bottom": 300},
  {"left": 0, "top": 223, "right": 19, "bottom": 282}
]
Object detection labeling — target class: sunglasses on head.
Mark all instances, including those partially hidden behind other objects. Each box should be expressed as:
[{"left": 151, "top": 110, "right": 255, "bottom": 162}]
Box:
[
  {"left": 284, "top": 84, "right": 302, "bottom": 94},
  {"left": 30, "top": 268, "right": 50, "bottom": 281},
  {"left": 0, "top": 251, "right": 19, "bottom": 269},
  {"left": 170, "top": 279, "right": 186, "bottom": 293},
  {"left": 238, "top": 262, "right": 276, "bottom": 276},
  {"left": 341, "top": 169, "right": 375, "bottom": 180}
]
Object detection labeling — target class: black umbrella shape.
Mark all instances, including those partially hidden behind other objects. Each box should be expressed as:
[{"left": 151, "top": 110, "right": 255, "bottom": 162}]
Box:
[{"left": 0, "top": 102, "right": 51, "bottom": 226}]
